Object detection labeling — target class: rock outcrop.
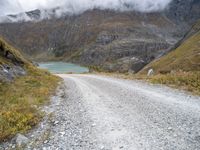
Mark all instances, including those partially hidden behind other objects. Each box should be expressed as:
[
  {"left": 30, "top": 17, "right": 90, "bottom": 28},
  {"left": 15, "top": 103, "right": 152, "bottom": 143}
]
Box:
[
  {"left": 15, "top": 134, "right": 29, "bottom": 147},
  {"left": 0, "top": 38, "right": 27, "bottom": 82}
]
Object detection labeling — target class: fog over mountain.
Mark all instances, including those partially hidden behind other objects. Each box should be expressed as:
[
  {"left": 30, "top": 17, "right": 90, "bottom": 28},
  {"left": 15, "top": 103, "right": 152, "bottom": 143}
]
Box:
[{"left": 0, "top": 0, "right": 172, "bottom": 16}]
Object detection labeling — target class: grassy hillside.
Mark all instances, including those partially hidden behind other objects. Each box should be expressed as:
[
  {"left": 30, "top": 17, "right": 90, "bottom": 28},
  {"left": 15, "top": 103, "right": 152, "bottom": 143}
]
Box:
[
  {"left": 141, "top": 30, "right": 200, "bottom": 73},
  {"left": 0, "top": 38, "right": 60, "bottom": 141},
  {"left": 0, "top": 37, "right": 27, "bottom": 65},
  {"left": 140, "top": 20, "right": 200, "bottom": 95}
]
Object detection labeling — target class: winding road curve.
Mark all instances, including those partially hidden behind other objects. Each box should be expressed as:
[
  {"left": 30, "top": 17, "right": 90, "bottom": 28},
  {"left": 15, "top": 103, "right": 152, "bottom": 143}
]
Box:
[{"left": 46, "top": 74, "right": 200, "bottom": 150}]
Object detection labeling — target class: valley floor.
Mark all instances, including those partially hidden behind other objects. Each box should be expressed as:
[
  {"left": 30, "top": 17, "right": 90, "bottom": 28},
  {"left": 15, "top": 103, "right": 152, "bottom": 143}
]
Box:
[{"left": 2, "top": 74, "right": 200, "bottom": 149}]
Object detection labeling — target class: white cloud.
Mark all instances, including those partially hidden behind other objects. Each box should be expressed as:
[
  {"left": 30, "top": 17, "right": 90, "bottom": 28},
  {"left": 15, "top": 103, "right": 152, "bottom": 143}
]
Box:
[{"left": 0, "top": 0, "right": 173, "bottom": 16}]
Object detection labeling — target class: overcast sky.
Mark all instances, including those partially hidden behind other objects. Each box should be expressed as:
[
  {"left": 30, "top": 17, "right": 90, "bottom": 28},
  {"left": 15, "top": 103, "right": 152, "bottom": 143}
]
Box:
[{"left": 0, "top": 0, "right": 173, "bottom": 16}]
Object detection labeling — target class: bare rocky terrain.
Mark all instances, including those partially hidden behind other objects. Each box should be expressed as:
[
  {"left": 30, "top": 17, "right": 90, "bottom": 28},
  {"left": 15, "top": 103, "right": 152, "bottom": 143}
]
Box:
[{"left": 2, "top": 74, "right": 200, "bottom": 150}]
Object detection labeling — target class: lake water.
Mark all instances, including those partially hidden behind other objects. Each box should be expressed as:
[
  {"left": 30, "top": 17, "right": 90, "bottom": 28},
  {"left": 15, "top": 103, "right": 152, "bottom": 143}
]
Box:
[{"left": 38, "top": 62, "right": 89, "bottom": 74}]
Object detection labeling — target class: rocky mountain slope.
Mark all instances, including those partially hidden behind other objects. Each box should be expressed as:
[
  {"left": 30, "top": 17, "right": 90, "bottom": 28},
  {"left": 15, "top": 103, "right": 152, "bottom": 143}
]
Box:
[
  {"left": 141, "top": 19, "right": 200, "bottom": 74},
  {"left": 0, "top": 0, "right": 199, "bottom": 73},
  {"left": 0, "top": 37, "right": 27, "bottom": 82}
]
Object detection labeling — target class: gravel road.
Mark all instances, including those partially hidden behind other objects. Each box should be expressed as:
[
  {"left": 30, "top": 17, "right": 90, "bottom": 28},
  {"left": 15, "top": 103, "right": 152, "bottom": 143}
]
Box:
[
  {"left": 51, "top": 74, "right": 200, "bottom": 150},
  {"left": 2, "top": 74, "right": 200, "bottom": 150}
]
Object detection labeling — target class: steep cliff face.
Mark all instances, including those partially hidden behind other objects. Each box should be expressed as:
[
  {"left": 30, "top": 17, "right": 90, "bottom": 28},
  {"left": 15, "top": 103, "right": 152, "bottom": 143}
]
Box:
[{"left": 0, "top": 0, "right": 199, "bottom": 73}]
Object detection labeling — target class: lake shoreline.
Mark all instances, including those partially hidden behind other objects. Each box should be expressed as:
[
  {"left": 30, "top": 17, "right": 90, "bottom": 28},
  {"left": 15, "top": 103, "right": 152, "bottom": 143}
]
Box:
[{"left": 38, "top": 62, "right": 89, "bottom": 74}]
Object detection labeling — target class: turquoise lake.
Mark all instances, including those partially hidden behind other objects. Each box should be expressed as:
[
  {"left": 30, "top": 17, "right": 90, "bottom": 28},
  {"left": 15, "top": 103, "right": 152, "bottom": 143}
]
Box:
[{"left": 38, "top": 62, "right": 89, "bottom": 74}]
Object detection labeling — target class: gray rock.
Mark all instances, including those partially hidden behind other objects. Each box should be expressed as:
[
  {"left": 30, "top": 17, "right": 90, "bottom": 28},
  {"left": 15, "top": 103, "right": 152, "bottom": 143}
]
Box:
[
  {"left": 0, "top": 64, "right": 26, "bottom": 82},
  {"left": 167, "top": 127, "right": 173, "bottom": 131},
  {"left": 91, "top": 123, "right": 96, "bottom": 127},
  {"left": 15, "top": 134, "right": 29, "bottom": 146},
  {"left": 54, "top": 121, "right": 59, "bottom": 125},
  {"left": 3, "top": 68, "right": 8, "bottom": 73},
  {"left": 59, "top": 131, "right": 66, "bottom": 136},
  {"left": 100, "top": 145, "right": 105, "bottom": 150},
  {"left": 119, "top": 145, "right": 124, "bottom": 149},
  {"left": 44, "top": 140, "right": 49, "bottom": 144},
  {"left": 147, "top": 69, "right": 154, "bottom": 76},
  {"left": 12, "top": 145, "right": 16, "bottom": 149}
]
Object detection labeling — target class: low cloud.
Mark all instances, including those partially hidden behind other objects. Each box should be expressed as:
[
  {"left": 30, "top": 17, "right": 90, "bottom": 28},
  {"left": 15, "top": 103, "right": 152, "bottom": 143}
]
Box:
[
  {"left": 0, "top": 0, "right": 172, "bottom": 16},
  {"left": 0, "top": 0, "right": 172, "bottom": 22},
  {"left": 60, "top": 0, "right": 173, "bottom": 13}
]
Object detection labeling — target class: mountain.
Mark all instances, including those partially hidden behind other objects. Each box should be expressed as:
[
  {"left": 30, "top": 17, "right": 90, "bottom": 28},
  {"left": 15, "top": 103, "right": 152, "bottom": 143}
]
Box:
[
  {"left": 0, "top": 0, "right": 199, "bottom": 73},
  {"left": 0, "top": 8, "right": 62, "bottom": 23},
  {"left": 140, "top": 19, "right": 200, "bottom": 74}
]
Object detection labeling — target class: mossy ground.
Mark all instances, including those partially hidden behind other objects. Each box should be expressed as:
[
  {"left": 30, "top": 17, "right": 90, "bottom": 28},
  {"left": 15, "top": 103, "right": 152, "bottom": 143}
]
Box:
[{"left": 0, "top": 65, "right": 60, "bottom": 141}]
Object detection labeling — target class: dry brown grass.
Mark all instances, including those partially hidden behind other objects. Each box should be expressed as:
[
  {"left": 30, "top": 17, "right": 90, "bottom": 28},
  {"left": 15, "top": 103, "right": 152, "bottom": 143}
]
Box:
[
  {"left": 150, "top": 71, "right": 200, "bottom": 95},
  {"left": 94, "top": 71, "right": 200, "bottom": 96},
  {"left": 0, "top": 65, "right": 60, "bottom": 142}
]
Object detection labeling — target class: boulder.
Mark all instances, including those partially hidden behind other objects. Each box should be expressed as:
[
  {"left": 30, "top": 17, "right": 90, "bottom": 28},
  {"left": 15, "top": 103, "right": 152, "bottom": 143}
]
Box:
[
  {"left": 15, "top": 134, "right": 29, "bottom": 146},
  {"left": 147, "top": 69, "right": 154, "bottom": 76}
]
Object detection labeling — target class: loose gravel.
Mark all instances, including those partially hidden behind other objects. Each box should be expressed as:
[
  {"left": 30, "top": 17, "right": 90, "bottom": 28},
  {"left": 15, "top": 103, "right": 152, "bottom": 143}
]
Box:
[{"left": 1, "top": 74, "right": 200, "bottom": 150}]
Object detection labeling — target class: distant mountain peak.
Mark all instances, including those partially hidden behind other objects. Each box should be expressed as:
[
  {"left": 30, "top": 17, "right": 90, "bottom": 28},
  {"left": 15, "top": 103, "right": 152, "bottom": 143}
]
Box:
[{"left": 0, "top": 8, "right": 60, "bottom": 23}]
